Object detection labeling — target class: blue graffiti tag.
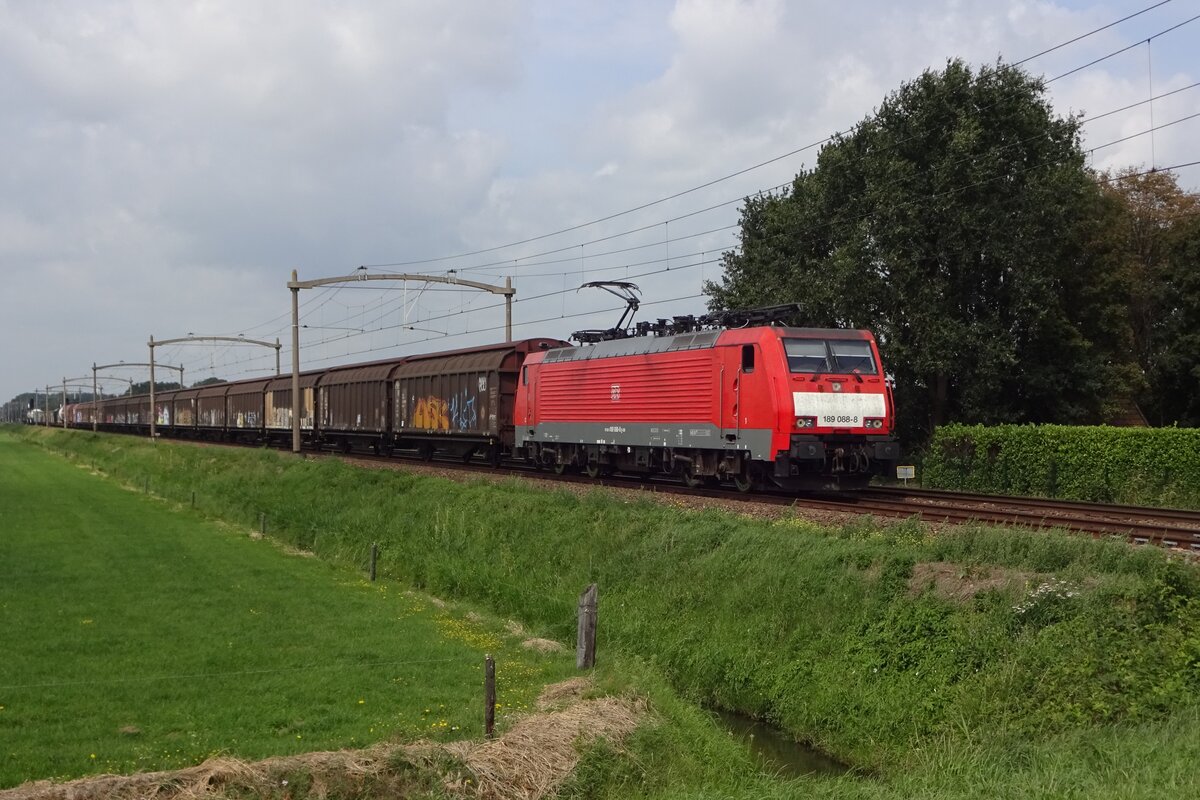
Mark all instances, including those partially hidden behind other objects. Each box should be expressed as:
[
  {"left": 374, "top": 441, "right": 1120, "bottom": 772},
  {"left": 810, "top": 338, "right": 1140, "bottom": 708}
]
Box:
[{"left": 448, "top": 391, "right": 478, "bottom": 431}]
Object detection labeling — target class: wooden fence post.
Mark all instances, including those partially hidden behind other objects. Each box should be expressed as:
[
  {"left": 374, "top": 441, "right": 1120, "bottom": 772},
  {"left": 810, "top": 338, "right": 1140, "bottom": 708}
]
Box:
[
  {"left": 369, "top": 543, "right": 378, "bottom": 581},
  {"left": 577, "top": 583, "right": 598, "bottom": 669},
  {"left": 484, "top": 655, "right": 496, "bottom": 739},
  {"left": 259, "top": 513, "right": 267, "bottom": 536}
]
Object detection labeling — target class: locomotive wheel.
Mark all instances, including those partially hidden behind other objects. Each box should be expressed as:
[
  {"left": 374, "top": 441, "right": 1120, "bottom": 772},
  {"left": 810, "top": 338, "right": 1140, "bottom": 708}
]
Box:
[
  {"left": 553, "top": 460, "right": 570, "bottom": 475},
  {"left": 681, "top": 465, "right": 703, "bottom": 488},
  {"left": 585, "top": 462, "right": 610, "bottom": 479},
  {"left": 732, "top": 472, "right": 754, "bottom": 493}
]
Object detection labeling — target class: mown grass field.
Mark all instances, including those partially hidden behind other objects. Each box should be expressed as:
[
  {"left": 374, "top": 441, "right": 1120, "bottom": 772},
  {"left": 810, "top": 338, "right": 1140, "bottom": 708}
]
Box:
[
  {"left": 8, "top": 426, "right": 1200, "bottom": 799},
  {"left": 0, "top": 431, "right": 574, "bottom": 788}
]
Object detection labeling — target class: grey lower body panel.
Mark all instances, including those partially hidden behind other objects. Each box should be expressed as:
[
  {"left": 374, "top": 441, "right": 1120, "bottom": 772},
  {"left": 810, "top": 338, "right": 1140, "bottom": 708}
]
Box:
[{"left": 518, "top": 421, "right": 775, "bottom": 461}]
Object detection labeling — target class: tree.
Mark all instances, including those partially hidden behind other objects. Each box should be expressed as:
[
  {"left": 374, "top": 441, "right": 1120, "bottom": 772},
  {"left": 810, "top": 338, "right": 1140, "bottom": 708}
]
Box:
[
  {"left": 1154, "top": 215, "right": 1200, "bottom": 425},
  {"left": 124, "top": 381, "right": 183, "bottom": 395},
  {"left": 706, "top": 59, "right": 1137, "bottom": 440},
  {"left": 1099, "top": 168, "right": 1200, "bottom": 426}
]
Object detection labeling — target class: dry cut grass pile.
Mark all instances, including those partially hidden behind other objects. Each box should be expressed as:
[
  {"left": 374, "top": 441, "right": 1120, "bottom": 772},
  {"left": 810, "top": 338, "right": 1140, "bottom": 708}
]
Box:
[{"left": 0, "top": 679, "right": 642, "bottom": 800}]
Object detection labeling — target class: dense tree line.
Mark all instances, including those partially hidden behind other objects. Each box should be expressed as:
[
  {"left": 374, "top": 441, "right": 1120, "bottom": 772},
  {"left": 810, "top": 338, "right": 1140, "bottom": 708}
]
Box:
[{"left": 706, "top": 59, "right": 1200, "bottom": 442}]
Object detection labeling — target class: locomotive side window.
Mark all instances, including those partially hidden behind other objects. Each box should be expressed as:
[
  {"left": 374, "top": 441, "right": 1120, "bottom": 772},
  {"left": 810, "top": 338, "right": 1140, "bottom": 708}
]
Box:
[
  {"left": 741, "top": 345, "right": 755, "bottom": 373},
  {"left": 784, "top": 339, "right": 878, "bottom": 374},
  {"left": 522, "top": 366, "right": 528, "bottom": 385}
]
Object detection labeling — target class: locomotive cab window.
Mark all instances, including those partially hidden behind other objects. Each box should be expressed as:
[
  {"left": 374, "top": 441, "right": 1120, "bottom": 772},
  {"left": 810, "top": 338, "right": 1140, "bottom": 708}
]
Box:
[
  {"left": 784, "top": 340, "right": 830, "bottom": 373},
  {"left": 829, "top": 340, "right": 877, "bottom": 374},
  {"left": 784, "top": 338, "right": 878, "bottom": 375}
]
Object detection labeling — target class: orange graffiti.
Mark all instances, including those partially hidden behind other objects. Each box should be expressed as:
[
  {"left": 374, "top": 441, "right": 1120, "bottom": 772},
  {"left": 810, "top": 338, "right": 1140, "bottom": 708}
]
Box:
[{"left": 413, "top": 396, "right": 450, "bottom": 430}]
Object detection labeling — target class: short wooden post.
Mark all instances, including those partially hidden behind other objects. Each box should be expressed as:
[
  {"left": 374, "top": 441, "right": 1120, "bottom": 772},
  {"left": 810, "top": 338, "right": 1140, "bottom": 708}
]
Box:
[
  {"left": 484, "top": 655, "right": 496, "bottom": 739},
  {"left": 577, "top": 583, "right": 598, "bottom": 669},
  {"left": 259, "top": 513, "right": 267, "bottom": 536},
  {"left": 143, "top": 477, "right": 149, "bottom": 494},
  {"left": 369, "top": 543, "right": 378, "bottom": 581}
]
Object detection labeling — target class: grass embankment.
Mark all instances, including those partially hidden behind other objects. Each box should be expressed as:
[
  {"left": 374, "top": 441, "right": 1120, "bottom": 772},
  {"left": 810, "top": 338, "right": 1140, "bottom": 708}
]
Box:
[
  {"left": 11, "top": 427, "right": 1200, "bottom": 799},
  {"left": 0, "top": 431, "right": 575, "bottom": 789}
]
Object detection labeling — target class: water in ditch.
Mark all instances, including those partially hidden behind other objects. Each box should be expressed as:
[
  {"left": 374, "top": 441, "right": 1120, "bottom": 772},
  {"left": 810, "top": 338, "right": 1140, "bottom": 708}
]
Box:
[{"left": 713, "top": 709, "right": 849, "bottom": 779}]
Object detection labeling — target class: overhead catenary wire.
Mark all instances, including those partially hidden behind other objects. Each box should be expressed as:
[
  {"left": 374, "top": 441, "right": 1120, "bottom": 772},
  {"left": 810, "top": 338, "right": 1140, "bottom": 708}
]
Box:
[
  {"left": 101, "top": 5, "right": 1200, "bottom": 385},
  {"left": 358, "top": 2, "right": 1195, "bottom": 273},
  {"left": 242, "top": 11, "right": 1200, "bottom": 343},
  {"left": 1011, "top": 0, "right": 1175, "bottom": 66},
  {"left": 191, "top": 133, "right": 1200, "bottom": 384},
  {"left": 276, "top": 153, "right": 1200, "bottom": 372},
  {"left": 415, "top": 81, "right": 1200, "bottom": 282},
  {"left": 298, "top": 111, "right": 1200, "bottom": 350},
  {"left": 1046, "top": 11, "right": 1200, "bottom": 83}
]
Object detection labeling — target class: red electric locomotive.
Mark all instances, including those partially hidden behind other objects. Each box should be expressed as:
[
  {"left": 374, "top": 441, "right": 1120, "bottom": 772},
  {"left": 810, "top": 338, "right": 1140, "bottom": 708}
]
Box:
[{"left": 515, "top": 299, "right": 898, "bottom": 490}]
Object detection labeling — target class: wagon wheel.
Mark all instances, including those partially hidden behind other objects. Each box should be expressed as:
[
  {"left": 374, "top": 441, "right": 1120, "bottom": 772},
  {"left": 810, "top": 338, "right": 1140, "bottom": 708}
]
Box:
[{"left": 418, "top": 443, "right": 435, "bottom": 461}]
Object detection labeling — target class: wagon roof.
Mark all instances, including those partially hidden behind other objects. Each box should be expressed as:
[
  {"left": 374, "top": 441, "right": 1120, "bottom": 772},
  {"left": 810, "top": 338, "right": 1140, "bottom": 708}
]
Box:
[
  {"left": 319, "top": 358, "right": 409, "bottom": 385},
  {"left": 196, "top": 383, "right": 232, "bottom": 398},
  {"left": 265, "top": 371, "right": 323, "bottom": 391},
  {"left": 399, "top": 338, "right": 568, "bottom": 364},
  {"left": 225, "top": 379, "right": 272, "bottom": 395},
  {"left": 392, "top": 348, "right": 512, "bottom": 379}
]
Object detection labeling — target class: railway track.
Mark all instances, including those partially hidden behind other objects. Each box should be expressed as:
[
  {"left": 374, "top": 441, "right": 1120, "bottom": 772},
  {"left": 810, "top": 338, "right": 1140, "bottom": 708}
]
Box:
[
  {"left": 328, "top": 448, "right": 1200, "bottom": 553},
  {"left": 63, "top": 430, "right": 1200, "bottom": 554},
  {"left": 848, "top": 487, "right": 1200, "bottom": 550}
]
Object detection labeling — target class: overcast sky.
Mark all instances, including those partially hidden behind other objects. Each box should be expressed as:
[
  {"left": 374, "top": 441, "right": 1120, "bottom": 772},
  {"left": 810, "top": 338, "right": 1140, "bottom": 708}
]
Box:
[{"left": 2, "top": 0, "right": 1197, "bottom": 407}]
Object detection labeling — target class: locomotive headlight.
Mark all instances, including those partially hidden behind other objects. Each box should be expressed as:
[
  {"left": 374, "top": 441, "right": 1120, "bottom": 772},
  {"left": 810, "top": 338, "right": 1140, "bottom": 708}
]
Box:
[
  {"left": 796, "top": 416, "right": 816, "bottom": 429},
  {"left": 864, "top": 418, "right": 884, "bottom": 429}
]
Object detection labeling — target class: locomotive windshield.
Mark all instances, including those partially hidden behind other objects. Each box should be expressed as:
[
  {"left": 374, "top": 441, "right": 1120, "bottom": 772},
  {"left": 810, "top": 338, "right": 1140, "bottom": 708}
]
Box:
[{"left": 784, "top": 338, "right": 878, "bottom": 374}]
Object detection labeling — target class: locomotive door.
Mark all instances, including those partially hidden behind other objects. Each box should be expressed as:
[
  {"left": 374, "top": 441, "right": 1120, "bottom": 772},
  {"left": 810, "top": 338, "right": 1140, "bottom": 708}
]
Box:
[
  {"left": 715, "top": 364, "right": 734, "bottom": 443},
  {"left": 522, "top": 364, "right": 534, "bottom": 426},
  {"left": 723, "top": 344, "right": 756, "bottom": 442},
  {"left": 736, "top": 344, "right": 756, "bottom": 440}
]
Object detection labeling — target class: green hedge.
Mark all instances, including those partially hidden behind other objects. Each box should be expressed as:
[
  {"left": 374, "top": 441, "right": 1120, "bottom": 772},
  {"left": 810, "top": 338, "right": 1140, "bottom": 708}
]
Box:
[{"left": 924, "top": 424, "right": 1200, "bottom": 508}]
